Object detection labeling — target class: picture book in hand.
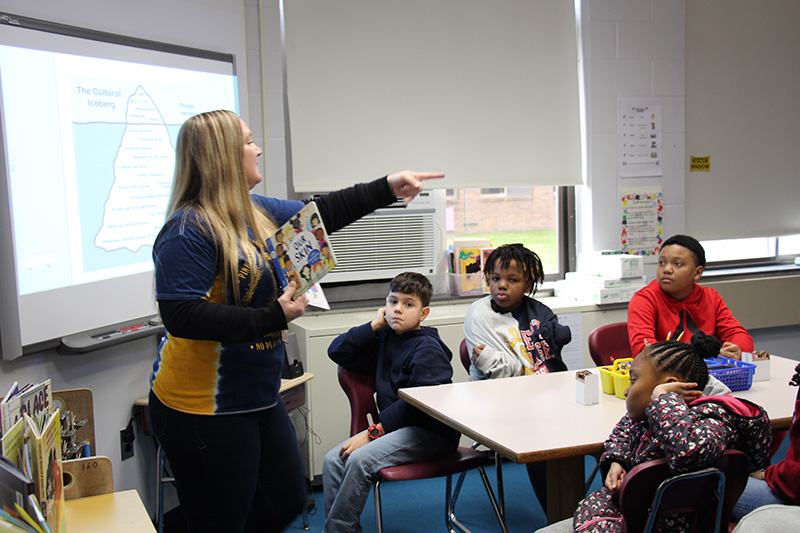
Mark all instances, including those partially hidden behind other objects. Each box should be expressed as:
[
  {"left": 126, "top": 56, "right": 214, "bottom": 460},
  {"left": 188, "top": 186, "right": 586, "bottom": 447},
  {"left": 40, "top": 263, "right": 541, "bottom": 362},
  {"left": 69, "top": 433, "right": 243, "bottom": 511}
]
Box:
[{"left": 266, "top": 201, "right": 337, "bottom": 296}]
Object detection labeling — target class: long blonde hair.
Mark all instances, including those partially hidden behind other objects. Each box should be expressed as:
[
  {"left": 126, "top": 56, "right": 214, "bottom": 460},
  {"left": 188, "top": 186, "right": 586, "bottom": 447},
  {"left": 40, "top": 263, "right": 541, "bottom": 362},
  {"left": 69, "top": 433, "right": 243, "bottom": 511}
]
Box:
[{"left": 166, "top": 110, "right": 277, "bottom": 303}]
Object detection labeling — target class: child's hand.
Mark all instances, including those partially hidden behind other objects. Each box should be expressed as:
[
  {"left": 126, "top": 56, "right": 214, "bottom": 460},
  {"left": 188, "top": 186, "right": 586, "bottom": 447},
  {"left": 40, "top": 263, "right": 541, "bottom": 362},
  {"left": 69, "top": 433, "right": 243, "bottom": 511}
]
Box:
[
  {"left": 720, "top": 342, "right": 742, "bottom": 360},
  {"left": 471, "top": 345, "right": 484, "bottom": 364},
  {"left": 605, "top": 462, "right": 627, "bottom": 494},
  {"left": 371, "top": 307, "right": 388, "bottom": 331},
  {"left": 339, "top": 433, "right": 370, "bottom": 461},
  {"left": 749, "top": 470, "right": 766, "bottom": 481},
  {"left": 651, "top": 381, "right": 703, "bottom": 403}
]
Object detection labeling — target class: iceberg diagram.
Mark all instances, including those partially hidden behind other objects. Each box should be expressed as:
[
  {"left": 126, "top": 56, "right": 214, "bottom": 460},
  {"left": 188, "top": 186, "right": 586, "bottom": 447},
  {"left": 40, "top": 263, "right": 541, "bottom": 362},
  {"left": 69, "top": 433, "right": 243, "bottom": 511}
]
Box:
[{"left": 94, "top": 85, "right": 175, "bottom": 253}]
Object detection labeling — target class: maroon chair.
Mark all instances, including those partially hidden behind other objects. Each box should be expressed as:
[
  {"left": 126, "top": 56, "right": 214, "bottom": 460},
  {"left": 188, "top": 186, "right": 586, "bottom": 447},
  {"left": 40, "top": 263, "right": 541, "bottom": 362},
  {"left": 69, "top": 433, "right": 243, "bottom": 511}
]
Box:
[
  {"left": 336, "top": 366, "right": 507, "bottom": 533},
  {"left": 618, "top": 449, "right": 750, "bottom": 533},
  {"left": 588, "top": 322, "right": 633, "bottom": 366},
  {"left": 458, "top": 338, "right": 471, "bottom": 373}
]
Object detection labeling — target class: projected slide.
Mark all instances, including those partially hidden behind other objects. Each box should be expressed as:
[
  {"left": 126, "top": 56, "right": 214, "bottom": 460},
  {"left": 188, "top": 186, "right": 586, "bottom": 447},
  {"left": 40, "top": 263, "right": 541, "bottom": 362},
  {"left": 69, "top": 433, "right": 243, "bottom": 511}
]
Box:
[{"left": 0, "top": 43, "right": 237, "bottom": 296}]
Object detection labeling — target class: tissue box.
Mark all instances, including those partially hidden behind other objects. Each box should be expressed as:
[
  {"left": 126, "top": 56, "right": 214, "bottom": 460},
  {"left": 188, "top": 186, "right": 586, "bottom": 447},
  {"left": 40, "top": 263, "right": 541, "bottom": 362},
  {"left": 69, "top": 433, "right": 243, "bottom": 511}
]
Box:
[
  {"left": 579, "top": 252, "right": 644, "bottom": 279},
  {"left": 741, "top": 351, "right": 771, "bottom": 382},
  {"left": 590, "top": 286, "right": 641, "bottom": 305},
  {"left": 575, "top": 370, "right": 600, "bottom": 405},
  {"left": 565, "top": 272, "right": 647, "bottom": 289}
]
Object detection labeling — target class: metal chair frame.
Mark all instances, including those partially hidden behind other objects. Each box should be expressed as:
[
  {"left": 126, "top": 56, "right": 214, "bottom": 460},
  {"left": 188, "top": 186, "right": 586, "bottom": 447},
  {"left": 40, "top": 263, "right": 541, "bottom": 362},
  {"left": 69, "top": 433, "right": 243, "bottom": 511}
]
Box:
[{"left": 338, "top": 366, "right": 507, "bottom": 533}]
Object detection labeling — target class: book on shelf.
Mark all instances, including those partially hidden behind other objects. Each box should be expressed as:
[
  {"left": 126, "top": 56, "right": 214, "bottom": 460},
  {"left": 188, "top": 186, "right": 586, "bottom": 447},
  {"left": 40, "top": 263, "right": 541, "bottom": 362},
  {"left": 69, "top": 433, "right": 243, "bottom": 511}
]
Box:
[
  {"left": 23, "top": 412, "right": 64, "bottom": 533},
  {"left": 1, "top": 419, "right": 25, "bottom": 470},
  {"left": 265, "top": 202, "right": 337, "bottom": 302},
  {"left": 0, "top": 455, "right": 34, "bottom": 525},
  {"left": 0, "top": 452, "right": 51, "bottom": 533},
  {"left": 452, "top": 238, "right": 490, "bottom": 295},
  {"left": 0, "top": 382, "right": 52, "bottom": 439}
]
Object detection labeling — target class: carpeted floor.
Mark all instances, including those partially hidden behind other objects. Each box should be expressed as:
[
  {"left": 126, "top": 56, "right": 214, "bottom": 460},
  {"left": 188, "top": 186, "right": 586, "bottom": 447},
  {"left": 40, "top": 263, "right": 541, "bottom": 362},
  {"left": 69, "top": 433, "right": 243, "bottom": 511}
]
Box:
[
  {"left": 288, "top": 433, "right": 792, "bottom": 533},
  {"left": 286, "top": 455, "right": 602, "bottom": 533}
]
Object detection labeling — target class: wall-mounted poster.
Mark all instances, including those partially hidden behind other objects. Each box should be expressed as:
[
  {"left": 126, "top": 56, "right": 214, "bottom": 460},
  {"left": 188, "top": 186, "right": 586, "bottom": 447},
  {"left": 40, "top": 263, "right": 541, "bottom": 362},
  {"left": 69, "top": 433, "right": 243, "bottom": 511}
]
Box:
[
  {"left": 619, "top": 97, "right": 663, "bottom": 177},
  {"left": 621, "top": 187, "right": 663, "bottom": 257}
]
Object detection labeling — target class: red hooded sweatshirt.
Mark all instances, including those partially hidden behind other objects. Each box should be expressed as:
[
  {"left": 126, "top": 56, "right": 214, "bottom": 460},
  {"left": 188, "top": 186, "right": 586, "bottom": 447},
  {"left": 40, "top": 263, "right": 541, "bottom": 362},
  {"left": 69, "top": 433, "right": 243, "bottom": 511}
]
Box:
[
  {"left": 628, "top": 280, "right": 754, "bottom": 356},
  {"left": 764, "top": 397, "right": 800, "bottom": 503}
]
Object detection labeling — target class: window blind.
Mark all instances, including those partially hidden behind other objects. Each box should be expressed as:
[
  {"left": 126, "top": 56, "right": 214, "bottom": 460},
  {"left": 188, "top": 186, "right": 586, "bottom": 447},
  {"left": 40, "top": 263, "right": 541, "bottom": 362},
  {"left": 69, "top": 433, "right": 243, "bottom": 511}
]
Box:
[
  {"left": 283, "top": 0, "right": 582, "bottom": 192},
  {"left": 686, "top": 0, "right": 800, "bottom": 240}
]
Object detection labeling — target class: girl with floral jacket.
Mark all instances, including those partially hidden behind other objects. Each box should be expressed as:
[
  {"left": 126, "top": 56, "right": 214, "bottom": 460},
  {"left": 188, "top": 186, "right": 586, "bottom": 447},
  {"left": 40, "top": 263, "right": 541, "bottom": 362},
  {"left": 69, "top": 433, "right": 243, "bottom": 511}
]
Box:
[{"left": 572, "top": 334, "right": 772, "bottom": 533}]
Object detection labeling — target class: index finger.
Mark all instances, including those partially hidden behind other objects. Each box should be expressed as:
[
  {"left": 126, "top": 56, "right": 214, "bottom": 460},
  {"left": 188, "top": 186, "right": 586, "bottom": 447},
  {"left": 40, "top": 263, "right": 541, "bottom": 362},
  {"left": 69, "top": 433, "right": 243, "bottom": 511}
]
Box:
[{"left": 414, "top": 172, "right": 445, "bottom": 181}]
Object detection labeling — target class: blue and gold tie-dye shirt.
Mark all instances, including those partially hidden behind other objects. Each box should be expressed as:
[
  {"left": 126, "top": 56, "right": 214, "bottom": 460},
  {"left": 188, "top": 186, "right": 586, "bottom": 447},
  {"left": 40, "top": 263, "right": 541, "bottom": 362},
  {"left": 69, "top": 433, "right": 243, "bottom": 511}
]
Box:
[{"left": 150, "top": 196, "right": 303, "bottom": 415}]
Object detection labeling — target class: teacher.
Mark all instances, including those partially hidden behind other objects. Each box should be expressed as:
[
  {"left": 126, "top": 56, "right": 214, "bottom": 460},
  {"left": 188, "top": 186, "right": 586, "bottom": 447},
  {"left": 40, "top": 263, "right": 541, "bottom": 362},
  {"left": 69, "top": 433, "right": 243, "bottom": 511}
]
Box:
[{"left": 148, "top": 109, "right": 442, "bottom": 532}]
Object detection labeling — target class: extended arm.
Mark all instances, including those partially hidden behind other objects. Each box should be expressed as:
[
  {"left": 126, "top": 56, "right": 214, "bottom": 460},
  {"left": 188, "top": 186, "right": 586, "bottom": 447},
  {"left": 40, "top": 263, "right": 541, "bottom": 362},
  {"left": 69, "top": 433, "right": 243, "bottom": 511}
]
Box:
[
  {"left": 627, "top": 292, "right": 658, "bottom": 356},
  {"left": 712, "top": 296, "right": 754, "bottom": 354},
  {"left": 314, "top": 172, "right": 444, "bottom": 233}
]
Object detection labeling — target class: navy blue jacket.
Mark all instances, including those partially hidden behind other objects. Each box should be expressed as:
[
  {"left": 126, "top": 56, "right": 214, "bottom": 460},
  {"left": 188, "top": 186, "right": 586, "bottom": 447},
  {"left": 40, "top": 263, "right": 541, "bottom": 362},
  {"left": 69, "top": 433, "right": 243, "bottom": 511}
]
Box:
[{"left": 328, "top": 322, "right": 460, "bottom": 447}]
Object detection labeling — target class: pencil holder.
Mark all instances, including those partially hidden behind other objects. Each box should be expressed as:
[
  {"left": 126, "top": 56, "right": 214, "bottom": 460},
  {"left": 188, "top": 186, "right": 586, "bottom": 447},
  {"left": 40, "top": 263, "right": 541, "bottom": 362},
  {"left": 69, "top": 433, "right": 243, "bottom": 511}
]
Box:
[{"left": 598, "top": 357, "right": 633, "bottom": 398}]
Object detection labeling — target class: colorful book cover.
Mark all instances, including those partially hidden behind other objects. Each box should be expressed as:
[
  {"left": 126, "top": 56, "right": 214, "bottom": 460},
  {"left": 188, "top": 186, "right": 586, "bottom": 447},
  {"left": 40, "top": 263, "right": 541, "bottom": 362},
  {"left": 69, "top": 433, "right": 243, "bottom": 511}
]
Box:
[
  {"left": 450, "top": 239, "right": 490, "bottom": 295},
  {"left": 1, "top": 419, "right": 25, "bottom": 469},
  {"left": 480, "top": 247, "right": 495, "bottom": 293},
  {"left": 266, "top": 201, "right": 337, "bottom": 296},
  {"left": 1, "top": 382, "right": 52, "bottom": 439},
  {"left": 23, "top": 413, "right": 63, "bottom": 533}
]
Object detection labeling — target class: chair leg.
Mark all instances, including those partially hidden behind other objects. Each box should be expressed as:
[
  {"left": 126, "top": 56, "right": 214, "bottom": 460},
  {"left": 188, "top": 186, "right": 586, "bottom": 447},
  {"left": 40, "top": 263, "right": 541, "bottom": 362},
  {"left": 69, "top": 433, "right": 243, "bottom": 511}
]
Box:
[
  {"left": 155, "top": 445, "right": 165, "bottom": 533},
  {"left": 446, "top": 468, "right": 509, "bottom": 533},
  {"left": 494, "top": 452, "right": 506, "bottom": 519},
  {"left": 475, "top": 466, "right": 509, "bottom": 533},
  {"left": 449, "top": 442, "right": 481, "bottom": 513},
  {"left": 301, "top": 492, "right": 310, "bottom": 530},
  {"left": 374, "top": 478, "right": 384, "bottom": 533}
]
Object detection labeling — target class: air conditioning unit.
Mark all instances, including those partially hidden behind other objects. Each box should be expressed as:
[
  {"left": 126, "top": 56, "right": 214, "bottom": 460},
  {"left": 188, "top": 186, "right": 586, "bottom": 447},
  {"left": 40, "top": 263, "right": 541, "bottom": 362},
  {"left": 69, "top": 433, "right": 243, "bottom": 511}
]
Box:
[{"left": 324, "top": 189, "right": 445, "bottom": 283}]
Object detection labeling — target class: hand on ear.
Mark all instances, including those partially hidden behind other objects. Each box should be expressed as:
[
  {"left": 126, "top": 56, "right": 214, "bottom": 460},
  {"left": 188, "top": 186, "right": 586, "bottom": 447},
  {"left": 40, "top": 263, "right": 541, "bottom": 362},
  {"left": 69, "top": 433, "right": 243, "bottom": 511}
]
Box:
[{"left": 651, "top": 380, "right": 702, "bottom": 403}]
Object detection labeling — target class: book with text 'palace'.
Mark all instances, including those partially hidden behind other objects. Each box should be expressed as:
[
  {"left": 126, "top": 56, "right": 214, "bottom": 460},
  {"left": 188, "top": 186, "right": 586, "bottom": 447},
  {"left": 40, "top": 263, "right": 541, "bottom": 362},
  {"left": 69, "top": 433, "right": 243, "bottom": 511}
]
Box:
[
  {"left": 0, "top": 382, "right": 52, "bottom": 439},
  {"left": 266, "top": 201, "right": 337, "bottom": 297}
]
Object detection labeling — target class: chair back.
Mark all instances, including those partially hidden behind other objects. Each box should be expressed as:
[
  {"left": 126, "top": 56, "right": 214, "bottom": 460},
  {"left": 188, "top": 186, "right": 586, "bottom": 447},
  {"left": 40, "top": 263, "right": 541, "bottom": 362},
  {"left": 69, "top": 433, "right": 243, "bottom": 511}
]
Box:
[
  {"left": 62, "top": 456, "right": 113, "bottom": 500},
  {"left": 619, "top": 449, "right": 750, "bottom": 533},
  {"left": 458, "top": 339, "right": 471, "bottom": 373},
  {"left": 52, "top": 388, "right": 96, "bottom": 457},
  {"left": 337, "top": 366, "right": 381, "bottom": 436},
  {"left": 587, "top": 322, "right": 632, "bottom": 366}
]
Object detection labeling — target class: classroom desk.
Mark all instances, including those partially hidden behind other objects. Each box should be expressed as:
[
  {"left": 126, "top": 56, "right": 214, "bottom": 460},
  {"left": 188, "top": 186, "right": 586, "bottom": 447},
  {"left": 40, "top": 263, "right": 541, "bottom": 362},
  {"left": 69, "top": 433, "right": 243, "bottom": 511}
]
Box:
[
  {"left": 399, "top": 355, "right": 798, "bottom": 524},
  {"left": 65, "top": 489, "right": 156, "bottom": 532}
]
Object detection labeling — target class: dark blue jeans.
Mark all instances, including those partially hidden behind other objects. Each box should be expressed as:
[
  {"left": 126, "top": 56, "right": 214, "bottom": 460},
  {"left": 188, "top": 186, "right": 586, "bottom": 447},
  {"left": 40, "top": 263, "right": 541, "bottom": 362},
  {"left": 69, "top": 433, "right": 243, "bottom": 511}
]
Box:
[{"left": 148, "top": 390, "right": 306, "bottom": 532}]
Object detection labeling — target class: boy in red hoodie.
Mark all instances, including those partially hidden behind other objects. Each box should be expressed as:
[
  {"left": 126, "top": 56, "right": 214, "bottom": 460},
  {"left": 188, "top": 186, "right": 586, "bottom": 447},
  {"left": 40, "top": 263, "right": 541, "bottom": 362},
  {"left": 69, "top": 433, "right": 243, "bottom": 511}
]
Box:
[
  {"left": 731, "top": 363, "right": 800, "bottom": 520},
  {"left": 627, "top": 234, "right": 753, "bottom": 358}
]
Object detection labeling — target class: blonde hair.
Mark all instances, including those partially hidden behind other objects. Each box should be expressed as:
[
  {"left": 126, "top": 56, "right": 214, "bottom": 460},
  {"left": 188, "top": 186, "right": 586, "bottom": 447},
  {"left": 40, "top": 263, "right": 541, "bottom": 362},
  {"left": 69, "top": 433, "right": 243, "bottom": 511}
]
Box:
[{"left": 166, "top": 110, "right": 277, "bottom": 303}]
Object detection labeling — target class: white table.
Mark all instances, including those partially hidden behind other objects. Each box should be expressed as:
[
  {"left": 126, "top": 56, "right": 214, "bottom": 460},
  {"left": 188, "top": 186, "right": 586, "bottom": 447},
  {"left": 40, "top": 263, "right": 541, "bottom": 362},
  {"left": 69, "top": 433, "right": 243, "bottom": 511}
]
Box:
[{"left": 400, "top": 355, "right": 797, "bottom": 522}]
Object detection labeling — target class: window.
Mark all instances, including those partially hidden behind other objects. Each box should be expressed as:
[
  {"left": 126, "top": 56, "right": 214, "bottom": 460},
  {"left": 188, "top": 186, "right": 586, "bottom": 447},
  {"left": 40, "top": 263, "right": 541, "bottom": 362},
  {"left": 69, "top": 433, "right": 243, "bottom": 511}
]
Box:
[
  {"left": 700, "top": 234, "right": 800, "bottom": 267},
  {"left": 446, "top": 186, "right": 573, "bottom": 278}
]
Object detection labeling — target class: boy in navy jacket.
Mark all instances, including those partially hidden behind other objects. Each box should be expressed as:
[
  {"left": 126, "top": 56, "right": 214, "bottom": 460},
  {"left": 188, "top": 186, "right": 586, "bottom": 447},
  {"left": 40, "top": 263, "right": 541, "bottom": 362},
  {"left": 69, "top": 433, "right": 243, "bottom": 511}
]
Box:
[{"left": 322, "top": 272, "right": 459, "bottom": 533}]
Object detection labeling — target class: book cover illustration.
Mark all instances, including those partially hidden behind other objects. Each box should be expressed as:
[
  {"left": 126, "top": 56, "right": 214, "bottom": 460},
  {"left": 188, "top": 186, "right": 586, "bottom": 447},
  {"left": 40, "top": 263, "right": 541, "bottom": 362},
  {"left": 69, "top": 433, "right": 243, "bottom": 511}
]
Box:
[
  {"left": 452, "top": 239, "right": 490, "bottom": 296},
  {"left": 480, "top": 247, "right": 495, "bottom": 294},
  {"left": 1, "top": 382, "right": 52, "bottom": 439},
  {"left": 23, "top": 412, "right": 64, "bottom": 533},
  {"left": 266, "top": 202, "right": 337, "bottom": 296}
]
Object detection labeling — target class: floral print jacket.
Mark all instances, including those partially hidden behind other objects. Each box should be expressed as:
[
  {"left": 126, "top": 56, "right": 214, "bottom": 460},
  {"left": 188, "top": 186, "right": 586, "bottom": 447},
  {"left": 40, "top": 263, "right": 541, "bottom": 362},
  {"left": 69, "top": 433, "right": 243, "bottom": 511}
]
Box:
[{"left": 573, "top": 393, "right": 772, "bottom": 532}]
